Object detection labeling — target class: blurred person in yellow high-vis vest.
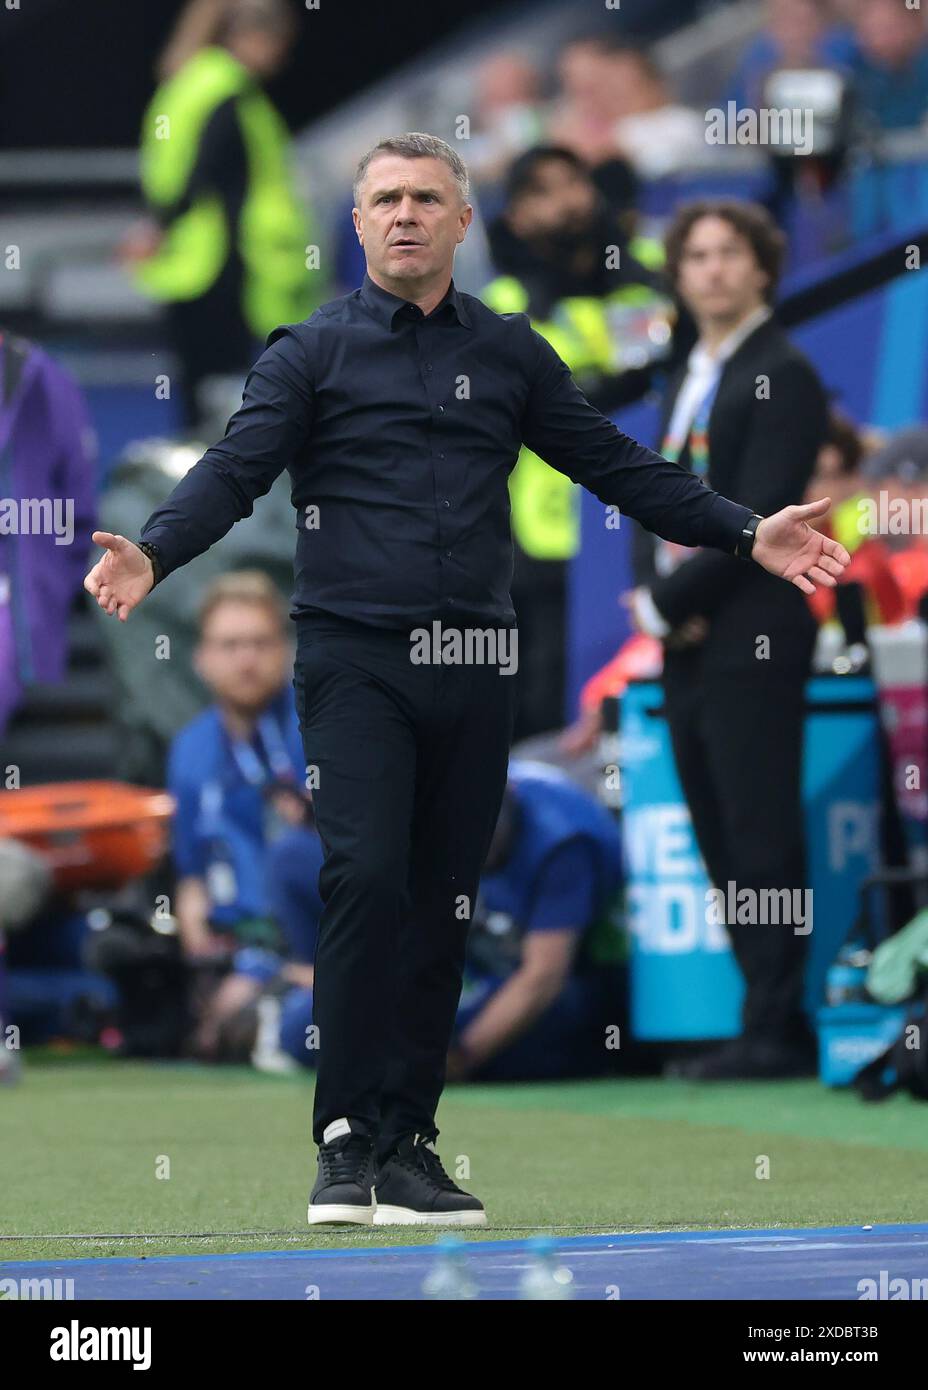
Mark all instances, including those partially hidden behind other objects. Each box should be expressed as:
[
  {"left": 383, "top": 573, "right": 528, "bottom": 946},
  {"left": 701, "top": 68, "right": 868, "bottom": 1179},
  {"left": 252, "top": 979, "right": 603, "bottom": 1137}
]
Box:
[
  {"left": 481, "top": 145, "right": 672, "bottom": 737},
  {"left": 122, "top": 0, "right": 321, "bottom": 423}
]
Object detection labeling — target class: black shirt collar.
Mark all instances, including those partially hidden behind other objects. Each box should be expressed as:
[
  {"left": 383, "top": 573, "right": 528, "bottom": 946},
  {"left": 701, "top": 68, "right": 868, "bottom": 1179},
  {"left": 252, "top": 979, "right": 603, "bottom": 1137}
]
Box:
[{"left": 359, "top": 272, "right": 472, "bottom": 331}]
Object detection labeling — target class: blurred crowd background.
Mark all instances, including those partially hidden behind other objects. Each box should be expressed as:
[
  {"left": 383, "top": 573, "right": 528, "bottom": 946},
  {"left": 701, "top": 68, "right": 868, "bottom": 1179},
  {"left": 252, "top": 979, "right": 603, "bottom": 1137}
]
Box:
[{"left": 1, "top": 0, "right": 927, "bottom": 1089}]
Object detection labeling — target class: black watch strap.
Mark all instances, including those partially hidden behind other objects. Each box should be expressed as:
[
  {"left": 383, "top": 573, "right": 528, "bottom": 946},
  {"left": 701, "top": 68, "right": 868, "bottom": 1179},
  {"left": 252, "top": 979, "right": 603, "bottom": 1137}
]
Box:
[
  {"left": 137, "top": 541, "right": 165, "bottom": 588},
  {"left": 736, "top": 513, "right": 764, "bottom": 561}
]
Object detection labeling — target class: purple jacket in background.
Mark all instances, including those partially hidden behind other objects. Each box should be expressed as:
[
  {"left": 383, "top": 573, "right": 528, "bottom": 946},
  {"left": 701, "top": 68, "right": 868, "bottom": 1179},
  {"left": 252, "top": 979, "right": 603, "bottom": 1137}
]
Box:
[{"left": 0, "top": 332, "right": 97, "bottom": 736}]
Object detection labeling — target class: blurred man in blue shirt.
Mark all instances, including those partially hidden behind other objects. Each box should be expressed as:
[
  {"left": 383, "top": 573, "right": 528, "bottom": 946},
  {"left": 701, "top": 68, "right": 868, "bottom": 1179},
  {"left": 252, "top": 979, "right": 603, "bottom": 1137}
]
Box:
[
  {"left": 269, "top": 760, "right": 624, "bottom": 1079},
  {"left": 166, "top": 570, "right": 322, "bottom": 1055},
  {"left": 851, "top": 0, "right": 928, "bottom": 132},
  {"left": 726, "top": 0, "right": 857, "bottom": 114},
  {"left": 448, "top": 761, "right": 624, "bottom": 1081}
]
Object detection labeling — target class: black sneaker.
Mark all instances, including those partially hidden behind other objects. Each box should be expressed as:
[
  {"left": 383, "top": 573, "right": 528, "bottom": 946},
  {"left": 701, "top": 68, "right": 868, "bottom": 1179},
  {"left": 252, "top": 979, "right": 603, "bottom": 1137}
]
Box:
[
  {"left": 308, "top": 1118, "right": 377, "bottom": 1226},
  {"left": 373, "top": 1133, "right": 487, "bottom": 1227}
]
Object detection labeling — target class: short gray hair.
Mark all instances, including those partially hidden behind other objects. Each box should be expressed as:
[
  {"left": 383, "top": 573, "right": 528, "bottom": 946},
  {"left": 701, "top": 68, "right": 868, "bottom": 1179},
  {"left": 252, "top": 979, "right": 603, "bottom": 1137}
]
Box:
[{"left": 353, "top": 133, "right": 470, "bottom": 207}]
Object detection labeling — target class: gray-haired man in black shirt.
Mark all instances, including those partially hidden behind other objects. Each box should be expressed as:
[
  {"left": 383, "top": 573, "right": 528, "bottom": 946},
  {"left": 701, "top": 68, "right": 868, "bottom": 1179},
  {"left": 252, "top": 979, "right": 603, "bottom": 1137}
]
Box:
[{"left": 85, "top": 132, "right": 849, "bottom": 1228}]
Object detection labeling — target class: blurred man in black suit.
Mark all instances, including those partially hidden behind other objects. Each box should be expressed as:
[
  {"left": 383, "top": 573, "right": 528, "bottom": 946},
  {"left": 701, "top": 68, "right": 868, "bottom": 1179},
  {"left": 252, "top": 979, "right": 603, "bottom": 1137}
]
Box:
[{"left": 630, "top": 201, "right": 828, "bottom": 1079}]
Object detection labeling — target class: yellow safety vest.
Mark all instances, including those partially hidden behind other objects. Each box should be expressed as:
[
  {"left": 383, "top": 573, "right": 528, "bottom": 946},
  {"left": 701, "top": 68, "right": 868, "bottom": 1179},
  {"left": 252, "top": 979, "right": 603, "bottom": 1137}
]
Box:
[
  {"left": 482, "top": 248, "right": 670, "bottom": 560},
  {"left": 832, "top": 493, "right": 869, "bottom": 555},
  {"left": 135, "top": 46, "right": 318, "bottom": 336}
]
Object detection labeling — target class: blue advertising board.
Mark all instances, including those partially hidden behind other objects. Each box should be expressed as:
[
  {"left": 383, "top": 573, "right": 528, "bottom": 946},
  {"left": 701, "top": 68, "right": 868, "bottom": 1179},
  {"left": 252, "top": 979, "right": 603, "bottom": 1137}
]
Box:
[{"left": 620, "top": 676, "right": 881, "bottom": 1040}]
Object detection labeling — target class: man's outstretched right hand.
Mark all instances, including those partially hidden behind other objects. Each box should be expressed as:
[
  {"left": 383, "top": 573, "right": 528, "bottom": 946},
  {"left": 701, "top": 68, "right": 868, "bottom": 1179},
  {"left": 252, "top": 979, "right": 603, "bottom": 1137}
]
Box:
[{"left": 83, "top": 532, "right": 155, "bottom": 621}]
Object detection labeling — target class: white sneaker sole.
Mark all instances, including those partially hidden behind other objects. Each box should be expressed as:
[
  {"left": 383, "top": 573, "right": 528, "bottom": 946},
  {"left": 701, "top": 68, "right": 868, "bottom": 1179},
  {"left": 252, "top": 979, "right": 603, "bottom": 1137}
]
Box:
[
  {"left": 372, "top": 1204, "right": 487, "bottom": 1228},
  {"left": 307, "top": 1200, "right": 376, "bottom": 1227}
]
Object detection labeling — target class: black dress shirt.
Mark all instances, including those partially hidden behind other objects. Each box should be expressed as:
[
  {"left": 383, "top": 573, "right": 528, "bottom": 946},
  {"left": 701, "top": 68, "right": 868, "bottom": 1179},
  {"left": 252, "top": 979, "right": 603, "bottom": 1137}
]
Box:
[{"left": 140, "top": 272, "right": 753, "bottom": 627}]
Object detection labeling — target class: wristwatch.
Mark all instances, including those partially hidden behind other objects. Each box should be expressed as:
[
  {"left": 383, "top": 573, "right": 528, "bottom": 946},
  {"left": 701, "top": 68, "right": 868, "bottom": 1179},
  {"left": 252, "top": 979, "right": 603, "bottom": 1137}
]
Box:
[
  {"left": 136, "top": 540, "right": 165, "bottom": 588},
  {"left": 736, "top": 513, "right": 764, "bottom": 561}
]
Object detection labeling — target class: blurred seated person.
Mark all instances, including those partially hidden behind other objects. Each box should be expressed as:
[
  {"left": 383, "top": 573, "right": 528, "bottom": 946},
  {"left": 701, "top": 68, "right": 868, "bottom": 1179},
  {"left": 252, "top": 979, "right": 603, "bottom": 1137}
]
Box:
[
  {"left": 547, "top": 35, "right": 639, "bottom": 215},
  {"left": 861, "top": 426, "right": 928, "bottom": 616},
  {"left": 463, "top": 53, "right": 547, "bottom": 191},
  {"left": 730, "top": 0, "right": 856, "bottom": 206},
  {"left": 482, "top": 145, "right": 672, "bottom": 739},
  {"left": 605, "top": 45, "right": 710, "bottom": 182},
  {"left": 204, "top": 815, "right": 325, "bottom": 1071},
  {"left": 726, "top": 0, "right": 856, "bottom": 114},
  {"left": 263, "top": 761, "right": 625, "bottom": 1081},
  {"left": 850, "top": 0, "right": 928, "bottom": 132},
  {"left": 166, "top": 570, "right": 321, "bottom": 1056},
  {"left": 550, "top": 37, "right": 706, "bottom": 184},
  {"left": 803, "top": 413, "right": 909, "bottom": 629},
  {"left": 803, "top": 409, "right": 873, "bottom": 560},
  {"left": 446, "top": 761, "right": 624, "bottom": 1082}
]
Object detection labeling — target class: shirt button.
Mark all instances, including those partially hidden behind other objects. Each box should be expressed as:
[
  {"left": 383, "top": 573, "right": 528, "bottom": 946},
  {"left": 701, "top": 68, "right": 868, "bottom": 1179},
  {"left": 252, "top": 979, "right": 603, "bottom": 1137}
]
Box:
[
  {"left": 437, "top": 404, "right": 444, "bottom": 414},
  {"left": 438, "top": 453, "right": 445, "bottom": 460},
  {"left": 425, "top": 363, "right": 433, "bottom": 372},
  {"left": 442, "top": 499, "right": 451, "bottom": 508},
  {"left": 445, "top": 550, "right": 452, "bottom": 559}
]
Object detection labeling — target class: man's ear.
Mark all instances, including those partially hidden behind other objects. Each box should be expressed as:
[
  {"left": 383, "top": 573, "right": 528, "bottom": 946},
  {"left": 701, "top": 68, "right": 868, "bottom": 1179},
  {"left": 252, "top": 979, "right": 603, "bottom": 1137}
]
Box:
[
  {"left": 457, "top": 202, "right": 474, "bottom": 244},
  {"left": 352, "top": 207, "right": 364, "bottom": 246}
]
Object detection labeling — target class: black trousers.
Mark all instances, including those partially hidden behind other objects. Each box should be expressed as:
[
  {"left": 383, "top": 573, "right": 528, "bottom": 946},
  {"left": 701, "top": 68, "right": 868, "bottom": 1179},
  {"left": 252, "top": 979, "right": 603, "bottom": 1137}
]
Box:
[
  {"left": 292, "top": 612, "right": 516, "bottom": 1158},
  {"left": 661, "top": 650, "right": 813, "bottom": 1047}
]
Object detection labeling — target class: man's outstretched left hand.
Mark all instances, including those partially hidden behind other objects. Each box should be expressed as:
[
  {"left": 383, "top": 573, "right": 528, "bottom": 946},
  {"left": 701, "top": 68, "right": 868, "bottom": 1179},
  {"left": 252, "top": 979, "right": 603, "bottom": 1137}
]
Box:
[{"left": 752, "top": 497, "right": 851, "bottom": 595}]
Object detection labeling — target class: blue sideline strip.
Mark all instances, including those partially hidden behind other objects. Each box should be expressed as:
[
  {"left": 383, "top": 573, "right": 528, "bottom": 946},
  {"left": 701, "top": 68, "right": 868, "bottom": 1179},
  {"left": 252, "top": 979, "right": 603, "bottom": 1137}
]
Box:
[{"left": 2, "top": 1223, "right": 927, "bottom": 1300}]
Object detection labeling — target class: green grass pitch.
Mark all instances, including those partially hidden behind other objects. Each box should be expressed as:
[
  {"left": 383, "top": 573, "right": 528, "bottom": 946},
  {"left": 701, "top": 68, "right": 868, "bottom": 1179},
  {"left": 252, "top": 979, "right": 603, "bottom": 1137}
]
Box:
[{"left": 2, "top": 1057, "right": 926, "bottom": 1263}]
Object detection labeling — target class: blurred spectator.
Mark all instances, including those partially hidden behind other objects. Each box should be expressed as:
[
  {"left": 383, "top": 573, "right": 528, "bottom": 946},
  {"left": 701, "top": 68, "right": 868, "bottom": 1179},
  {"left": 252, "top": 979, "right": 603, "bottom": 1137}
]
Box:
[
  {"left": 863, "top": 425, "right": 928, "bottom": 556},
  {"left": 446, "top": 762, "right": 624, "bottom": 1082},
  {"left": 123, "top": 0, "right": 321, "bottom": 425},
  {"left": 726, "top": 0, "right": 857, "bottom": 113},
  {"left": 464, "top": 53, "right": 547, "bottom": 189},
  {"left": 481, "top": 146, "right": 672, "bottom": 738},
  {"left": 484, "top": 147, "right": 671, "bottom": 400},
  {"left": 550, "top": 36, "right": 624, "bottom": 167},
  {"left": 850, "top": 0, "right": 928, "bottom": 132},
  {"left": 863, "top": 426, "right": 928, "bottom": 615},
  {"left": 864, "top": 423, "right": 928, "bottom": 498},
  {"left": 551, "top": 38, "right": 706, "bottom": 183},
  {"left": 609, "top": 47, "right": 710, "bottom": 181},
  {"left": 723, "top": 2, "right": 855, "bottom": 220},
  {"left": 547, "top": 36, "right": 638, "bottom": 213},
  {"left": 804, "top": 413, "right": 908, "bottom": 629},
  {"left": 268, "top": 761, "right": 626, "bottom": 1081},
  {"left": 164, "top": 571, "right": 319, "bottom": 1057},
  {"left": 805, "top": 409, "right": 867, "bottom": 537},
  {"left": 0, "top": 330, "right": 96, "bottom": 738}
]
